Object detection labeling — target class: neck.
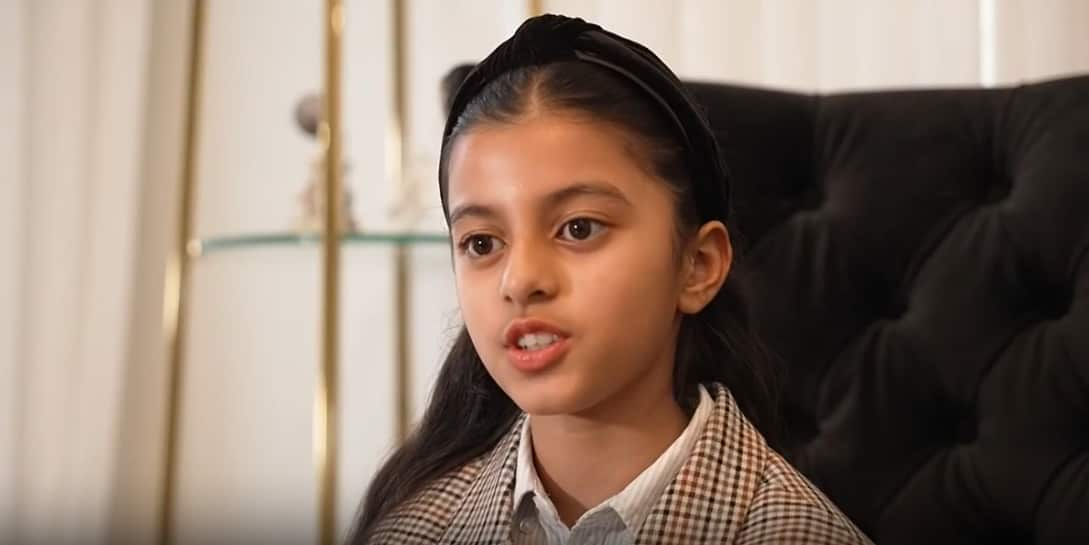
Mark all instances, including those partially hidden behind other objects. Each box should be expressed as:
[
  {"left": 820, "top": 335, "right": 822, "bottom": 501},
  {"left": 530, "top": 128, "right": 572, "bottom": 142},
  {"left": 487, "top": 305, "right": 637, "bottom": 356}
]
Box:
[{"left": 528, "top": 373, "right": 688, "bottom": 527}]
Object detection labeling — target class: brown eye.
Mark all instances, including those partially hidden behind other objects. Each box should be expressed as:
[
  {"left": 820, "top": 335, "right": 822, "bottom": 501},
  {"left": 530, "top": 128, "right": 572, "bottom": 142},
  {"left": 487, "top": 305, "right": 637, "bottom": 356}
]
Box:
[
  {"left": 463, "top": 234, "right": 504, "bottom": 257},
  {"left": 559, "top": 218, "right": 605, "bottom": 242}
]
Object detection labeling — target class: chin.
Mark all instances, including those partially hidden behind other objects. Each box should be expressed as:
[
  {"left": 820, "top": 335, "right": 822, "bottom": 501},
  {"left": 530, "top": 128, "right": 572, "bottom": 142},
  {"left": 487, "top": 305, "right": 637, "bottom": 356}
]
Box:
[
  {"left": 513, "top": 395, "right": 576, "bottom": 416},
  {"left": 500, "top": 371, "right": 601, "bottom": 416}
]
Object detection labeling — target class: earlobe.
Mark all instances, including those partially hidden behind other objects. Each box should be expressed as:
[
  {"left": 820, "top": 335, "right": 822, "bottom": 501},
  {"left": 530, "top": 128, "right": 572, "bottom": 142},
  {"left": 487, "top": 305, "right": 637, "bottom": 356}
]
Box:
[{"left": 678, "top": 221, "right": 732, "bottom": 314}]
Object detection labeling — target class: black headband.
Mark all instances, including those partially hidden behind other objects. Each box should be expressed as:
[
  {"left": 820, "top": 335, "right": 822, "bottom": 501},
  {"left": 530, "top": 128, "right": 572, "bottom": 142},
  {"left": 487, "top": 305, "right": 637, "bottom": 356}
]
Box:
[{"left": 440, "top": 14, "right": 732, "bottom": 226}]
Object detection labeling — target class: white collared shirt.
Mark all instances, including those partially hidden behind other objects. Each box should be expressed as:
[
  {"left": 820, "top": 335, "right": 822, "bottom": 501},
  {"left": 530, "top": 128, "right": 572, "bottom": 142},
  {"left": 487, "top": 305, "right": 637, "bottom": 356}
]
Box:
[{"left": 510, "top": 385, "right": 713, "bottom": 545}]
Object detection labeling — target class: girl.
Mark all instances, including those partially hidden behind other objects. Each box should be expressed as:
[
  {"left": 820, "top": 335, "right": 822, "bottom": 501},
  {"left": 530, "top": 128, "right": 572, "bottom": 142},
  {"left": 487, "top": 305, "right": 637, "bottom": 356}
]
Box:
[{"left": 352, "top": 14, "right": 872, "bottom": 545}]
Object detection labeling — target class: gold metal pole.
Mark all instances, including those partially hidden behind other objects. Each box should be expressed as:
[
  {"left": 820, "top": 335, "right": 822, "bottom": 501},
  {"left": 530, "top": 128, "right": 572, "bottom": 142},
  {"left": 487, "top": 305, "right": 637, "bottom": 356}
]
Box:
[
  {"left": 391, "top": 0, "right": 413, "bottom": 444},
  {"left": 317, "top": 1, "right": 344, "bottom": 544},
  {"left": 529, "top": 0, "right": 544, "bottom": 16},
  {"left": 159, "top": 1, "right": 205, "bottom": 545}
]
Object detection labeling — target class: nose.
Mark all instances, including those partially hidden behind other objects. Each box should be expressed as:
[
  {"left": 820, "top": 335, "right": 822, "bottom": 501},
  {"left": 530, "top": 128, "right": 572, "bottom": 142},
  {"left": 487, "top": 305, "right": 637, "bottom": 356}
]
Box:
[{"left": 499, "top": 238, "right": 558, "bottom": 307}]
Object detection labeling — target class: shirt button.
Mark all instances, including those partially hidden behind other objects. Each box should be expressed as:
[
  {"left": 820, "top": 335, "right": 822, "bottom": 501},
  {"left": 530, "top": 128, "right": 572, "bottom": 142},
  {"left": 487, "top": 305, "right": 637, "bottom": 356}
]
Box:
[{"left": 517, "top": 518, "right": 533, "bottom": 534}]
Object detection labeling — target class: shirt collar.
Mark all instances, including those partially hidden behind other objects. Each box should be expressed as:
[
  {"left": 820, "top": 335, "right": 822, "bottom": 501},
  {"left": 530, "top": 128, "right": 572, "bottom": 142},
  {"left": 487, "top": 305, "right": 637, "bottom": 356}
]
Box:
[
  {"left": 512, "top": 384, "right": 714, "bottom": 532},
  {"left": 512, "top": 410, "right": 552, "bottom": 520}
]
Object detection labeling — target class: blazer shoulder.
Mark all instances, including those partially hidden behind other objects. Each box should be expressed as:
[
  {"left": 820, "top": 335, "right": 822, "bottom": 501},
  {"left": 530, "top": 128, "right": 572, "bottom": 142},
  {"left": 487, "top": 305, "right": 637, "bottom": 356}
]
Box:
[
  {"left": 367, "top": 458, "right": 484, "bottom": 545},
  {"left": 735, "top": 448, "right": 874, "bottom": 545}
]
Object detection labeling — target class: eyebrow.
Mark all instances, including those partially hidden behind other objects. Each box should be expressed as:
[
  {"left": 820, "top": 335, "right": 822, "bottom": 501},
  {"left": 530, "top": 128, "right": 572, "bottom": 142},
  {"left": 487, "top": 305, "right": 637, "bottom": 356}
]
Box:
[{"left": 448, "top": 181, "right": 632, "bottom": 226}]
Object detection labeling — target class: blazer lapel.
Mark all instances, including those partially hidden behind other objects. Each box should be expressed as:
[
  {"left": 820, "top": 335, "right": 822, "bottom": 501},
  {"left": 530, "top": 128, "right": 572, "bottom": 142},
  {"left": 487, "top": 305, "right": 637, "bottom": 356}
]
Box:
[
  {"left": 435, "top": 384, "right": 762, "bottom": 545},
  {"left": 635, "top": 383, "right": 764, "bottom": 545},
  {"left": 437, "top": 413, "right": 525, "bottom": 545}
]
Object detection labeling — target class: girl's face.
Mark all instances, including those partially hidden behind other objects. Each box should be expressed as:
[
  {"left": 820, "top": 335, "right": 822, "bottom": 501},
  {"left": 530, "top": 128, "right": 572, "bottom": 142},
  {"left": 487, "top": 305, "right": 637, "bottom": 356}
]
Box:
[{"left": 446, "top": 113, "right": 706, "bottom": 417}]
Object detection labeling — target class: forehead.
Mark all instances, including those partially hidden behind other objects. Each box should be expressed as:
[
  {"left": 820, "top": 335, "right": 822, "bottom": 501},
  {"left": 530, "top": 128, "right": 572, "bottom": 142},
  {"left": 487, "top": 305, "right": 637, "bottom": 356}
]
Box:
[{"left": 446, "top": 114, "right": 661, "bottom": 205}]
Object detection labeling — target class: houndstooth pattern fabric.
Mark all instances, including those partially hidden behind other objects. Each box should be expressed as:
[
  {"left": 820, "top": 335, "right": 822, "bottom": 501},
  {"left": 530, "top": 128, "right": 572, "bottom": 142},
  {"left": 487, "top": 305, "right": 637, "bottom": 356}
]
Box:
[{"left": 367, "top": 383, "right": 874, "bottom": 545}]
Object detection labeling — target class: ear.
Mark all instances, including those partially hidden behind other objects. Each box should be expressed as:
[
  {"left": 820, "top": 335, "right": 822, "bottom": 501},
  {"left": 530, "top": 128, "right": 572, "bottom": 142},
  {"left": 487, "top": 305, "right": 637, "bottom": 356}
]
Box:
[{"left": 678, "top": 221, "right": 732, "bottom": 314}]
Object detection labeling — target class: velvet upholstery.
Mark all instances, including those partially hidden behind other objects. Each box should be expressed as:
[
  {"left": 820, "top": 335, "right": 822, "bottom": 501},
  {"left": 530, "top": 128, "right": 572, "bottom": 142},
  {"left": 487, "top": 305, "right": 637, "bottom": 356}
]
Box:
[{"left": 687, "top": 75, "right": 1089, "bottom": 544}]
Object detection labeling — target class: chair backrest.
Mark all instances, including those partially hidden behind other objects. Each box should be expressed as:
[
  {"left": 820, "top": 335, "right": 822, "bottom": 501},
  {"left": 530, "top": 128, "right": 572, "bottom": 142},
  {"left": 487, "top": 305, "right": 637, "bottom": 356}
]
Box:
[{"left": 688, "top": 75, "right": 1089, "bottom": 544}]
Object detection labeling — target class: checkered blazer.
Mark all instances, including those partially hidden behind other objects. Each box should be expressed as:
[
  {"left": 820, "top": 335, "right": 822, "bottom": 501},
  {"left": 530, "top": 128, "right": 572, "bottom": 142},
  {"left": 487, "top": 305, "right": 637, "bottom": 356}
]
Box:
[{"left": 368, "top": 383, "right": 873, "bottom": 545}]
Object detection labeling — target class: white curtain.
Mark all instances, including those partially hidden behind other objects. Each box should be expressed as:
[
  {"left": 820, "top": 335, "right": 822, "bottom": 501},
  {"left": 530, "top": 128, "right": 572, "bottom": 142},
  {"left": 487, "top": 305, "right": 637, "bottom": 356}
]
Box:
[
  {"left": 0, "top": 1, "right": 26, "bottom": 542},
  {"left": 1, "top": 1, "right": 153, "bottom": 544}
]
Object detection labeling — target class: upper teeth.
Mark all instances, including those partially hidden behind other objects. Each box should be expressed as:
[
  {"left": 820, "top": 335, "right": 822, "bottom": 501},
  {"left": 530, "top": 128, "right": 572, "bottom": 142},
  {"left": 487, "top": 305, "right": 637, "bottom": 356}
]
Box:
[{"left": 517, "top": 333, "right": 559, "bottom": 350}]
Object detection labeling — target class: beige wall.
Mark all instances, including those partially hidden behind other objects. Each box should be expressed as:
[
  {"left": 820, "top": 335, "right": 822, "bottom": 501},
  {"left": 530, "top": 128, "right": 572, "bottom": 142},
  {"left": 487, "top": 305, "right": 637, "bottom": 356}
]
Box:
[
  {"left": 544, "top": 0, "right": 1089, "bottom": 90},
  {"left": 992, "top": 0, "right": 1089, "bottom": 83}
]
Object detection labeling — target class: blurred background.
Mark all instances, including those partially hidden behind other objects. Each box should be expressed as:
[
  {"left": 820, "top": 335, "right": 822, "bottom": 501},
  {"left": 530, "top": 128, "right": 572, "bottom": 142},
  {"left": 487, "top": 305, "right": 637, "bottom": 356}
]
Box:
[{"left": 1, "top": 1, "right": 1087, "bottom": 544}]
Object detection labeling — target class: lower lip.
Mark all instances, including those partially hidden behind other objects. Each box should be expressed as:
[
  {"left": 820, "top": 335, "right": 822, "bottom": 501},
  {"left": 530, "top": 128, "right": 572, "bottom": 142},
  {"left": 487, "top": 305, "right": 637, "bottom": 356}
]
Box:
[{"left": 506, "top": 337, "right": 570, "bottom": 373}]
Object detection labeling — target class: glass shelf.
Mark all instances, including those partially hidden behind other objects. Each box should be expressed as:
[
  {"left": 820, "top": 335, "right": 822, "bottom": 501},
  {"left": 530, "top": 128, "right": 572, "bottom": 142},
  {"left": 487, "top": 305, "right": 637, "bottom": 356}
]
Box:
[{"left": 190, "top": 231, "right": 450, "bottom": 257}]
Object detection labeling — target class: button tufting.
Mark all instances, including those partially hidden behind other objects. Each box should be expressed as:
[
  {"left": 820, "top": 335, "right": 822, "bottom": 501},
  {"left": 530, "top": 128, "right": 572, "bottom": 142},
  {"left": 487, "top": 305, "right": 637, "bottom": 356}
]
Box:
[
  {"left": 955, "top": 412, "right": 978, "bottom": 444},
  {"left": 885, "top": 301, "right": 908, "bottom": 321},
  {"left": 694, "top": 72, "right": 1089, "bottom": 542},
  {"left": 982, "top": 175, "right": 1012, "bottom": 205}
]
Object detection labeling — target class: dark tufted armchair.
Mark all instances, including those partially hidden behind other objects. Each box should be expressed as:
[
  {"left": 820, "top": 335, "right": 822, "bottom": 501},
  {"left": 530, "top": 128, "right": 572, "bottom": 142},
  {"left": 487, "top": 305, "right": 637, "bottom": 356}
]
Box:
[
  {"left": 687, "top": 75, "right": 1089, "bottom": 544},
  {"left": 441, "top": 66, "right": 1088, "bottom": 542}
]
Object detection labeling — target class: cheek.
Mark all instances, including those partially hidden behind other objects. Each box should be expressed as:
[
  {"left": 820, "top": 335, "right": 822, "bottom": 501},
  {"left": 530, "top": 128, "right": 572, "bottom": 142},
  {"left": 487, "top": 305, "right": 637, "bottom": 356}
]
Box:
[
  {"left": 453, "top": 264, "right": 482, "bottom": 316},
  {"left": 453, "top": 264, "right": 498, "bottom": 339},
  {"left": 580, "top": 231, "right": 681, "bottom": 325}
]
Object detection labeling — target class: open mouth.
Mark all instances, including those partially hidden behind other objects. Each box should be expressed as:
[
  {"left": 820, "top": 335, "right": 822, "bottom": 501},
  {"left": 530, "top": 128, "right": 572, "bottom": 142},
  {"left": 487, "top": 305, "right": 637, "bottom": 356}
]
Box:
[
  {"left": 507, "top": 336, "right": 570, "bottom": 372},
  {"left": 503, "top": 318, "right": 572, "bottom": 372},
  {"left": 515, "top": 332, "right": 561, "bottom": 351}
]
